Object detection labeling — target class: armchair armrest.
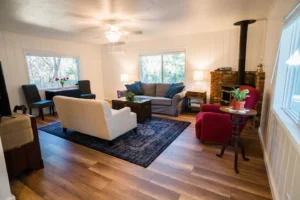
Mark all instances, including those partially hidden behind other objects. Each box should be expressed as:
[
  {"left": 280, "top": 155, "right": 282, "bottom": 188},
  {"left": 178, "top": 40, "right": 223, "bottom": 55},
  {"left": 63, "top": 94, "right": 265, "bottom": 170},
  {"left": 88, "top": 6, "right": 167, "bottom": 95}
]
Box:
[
  {"left": 201, "top": 112, "right": 231, "bottom": 126},
  {"left": 106, "top": 107, "right": 137, "bottom": 140},
  {"left": 111, "top": 107, "right": 131, "bottom": 118},
  {"left": 201, "top": 104, "right": 222, "bottom": 113},
  {"left": 107, "top": 107, "right": 135, "bottom": 126},
  {"left": 201, "top": 112, "right": 245, "bottom": 135}
]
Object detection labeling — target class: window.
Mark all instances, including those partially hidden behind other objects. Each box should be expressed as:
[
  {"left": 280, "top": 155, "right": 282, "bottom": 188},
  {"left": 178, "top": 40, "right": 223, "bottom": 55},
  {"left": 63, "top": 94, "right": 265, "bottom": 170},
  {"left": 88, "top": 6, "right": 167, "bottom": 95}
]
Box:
[
  {"left": 26, "top": 54, "right": 80, "bottom": 89},
  {"left": 275, "top": 5, "right": 300, "bottom": 124},
  {"left": 140, "top": 52, "right": 185, "bottom": 83}
]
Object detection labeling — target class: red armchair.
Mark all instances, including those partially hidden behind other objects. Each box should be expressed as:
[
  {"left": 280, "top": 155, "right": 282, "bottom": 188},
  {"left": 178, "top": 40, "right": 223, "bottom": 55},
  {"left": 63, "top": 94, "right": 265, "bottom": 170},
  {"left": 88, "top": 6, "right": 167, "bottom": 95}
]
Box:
[{"left": 195, "top": 86, "right": 260, "bottom": 144}]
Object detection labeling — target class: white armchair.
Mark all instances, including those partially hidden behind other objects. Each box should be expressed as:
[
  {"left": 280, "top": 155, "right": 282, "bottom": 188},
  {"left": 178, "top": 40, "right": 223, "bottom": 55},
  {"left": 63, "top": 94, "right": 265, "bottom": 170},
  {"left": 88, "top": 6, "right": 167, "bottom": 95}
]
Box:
[{"left": 53, "top": 96, "right": 137, "bottom": 141}]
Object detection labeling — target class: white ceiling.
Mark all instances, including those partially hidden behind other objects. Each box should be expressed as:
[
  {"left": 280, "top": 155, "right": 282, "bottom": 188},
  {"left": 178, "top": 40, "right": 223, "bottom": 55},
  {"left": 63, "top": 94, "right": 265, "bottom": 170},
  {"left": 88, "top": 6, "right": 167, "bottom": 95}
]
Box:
[{"left": 0, "top": 0, "right": 273, "bottom": 44}]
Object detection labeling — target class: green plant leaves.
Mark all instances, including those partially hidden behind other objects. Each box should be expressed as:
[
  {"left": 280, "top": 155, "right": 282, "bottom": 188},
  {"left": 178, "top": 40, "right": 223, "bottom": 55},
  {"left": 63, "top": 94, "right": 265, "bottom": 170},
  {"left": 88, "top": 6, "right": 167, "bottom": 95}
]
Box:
[{"left": 231, "top": 88, "right": 249, "bottom": 102}]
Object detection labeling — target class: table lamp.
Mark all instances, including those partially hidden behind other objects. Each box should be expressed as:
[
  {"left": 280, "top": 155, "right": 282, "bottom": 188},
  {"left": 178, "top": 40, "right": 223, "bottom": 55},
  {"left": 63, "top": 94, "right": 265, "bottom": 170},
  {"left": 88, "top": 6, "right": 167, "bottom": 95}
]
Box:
[
  {"left": 193, "top": 70, "right": 204, "bottom": 82},
  {"left": 121, "top": 74, "right": 129, "bottom": 83},
  {"left": 193, "top": 70, "right": 204, "bottom": 91}
]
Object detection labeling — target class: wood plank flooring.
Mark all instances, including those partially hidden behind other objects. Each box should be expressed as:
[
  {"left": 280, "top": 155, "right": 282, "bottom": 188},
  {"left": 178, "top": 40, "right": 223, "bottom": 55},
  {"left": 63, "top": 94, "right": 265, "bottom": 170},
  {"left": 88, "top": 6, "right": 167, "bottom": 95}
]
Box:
[{"left": 10, "top": 113, "right": 272, "bottom": 200}]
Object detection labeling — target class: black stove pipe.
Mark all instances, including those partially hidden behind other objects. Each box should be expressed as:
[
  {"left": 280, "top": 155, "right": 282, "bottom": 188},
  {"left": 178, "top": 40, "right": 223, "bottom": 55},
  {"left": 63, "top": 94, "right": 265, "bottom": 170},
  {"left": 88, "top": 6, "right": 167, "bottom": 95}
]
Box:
[{"left": 234, "top": 19, "right": 256, "bottom": 85}]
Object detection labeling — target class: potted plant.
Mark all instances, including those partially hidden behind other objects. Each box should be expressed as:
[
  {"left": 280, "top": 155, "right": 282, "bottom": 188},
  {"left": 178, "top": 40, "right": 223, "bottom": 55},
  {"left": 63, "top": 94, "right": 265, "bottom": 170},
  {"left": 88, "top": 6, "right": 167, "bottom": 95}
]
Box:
[
  {"left": 231, "top": 88, "right": 249, "bottom": 110},
  {"left": 125, "top": 92, "right": 136, "bottom": 102}
]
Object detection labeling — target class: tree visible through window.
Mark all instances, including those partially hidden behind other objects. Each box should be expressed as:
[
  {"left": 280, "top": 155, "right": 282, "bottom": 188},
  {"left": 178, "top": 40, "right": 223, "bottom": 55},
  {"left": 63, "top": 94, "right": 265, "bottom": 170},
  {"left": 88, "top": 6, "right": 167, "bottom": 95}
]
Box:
[
  {"left": 140, "top": 52, "right": 185, "bottom": 83},
  {"left": 26, "top": 54, "right": 80, "bottom": 89}
]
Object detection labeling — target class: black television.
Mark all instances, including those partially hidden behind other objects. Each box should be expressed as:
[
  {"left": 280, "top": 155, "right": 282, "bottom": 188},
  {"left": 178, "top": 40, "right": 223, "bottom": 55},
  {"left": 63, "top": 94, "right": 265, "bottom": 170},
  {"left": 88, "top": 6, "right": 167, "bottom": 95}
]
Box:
[{"left": 0, "top": 61, "right": 12, "bottom": 120}]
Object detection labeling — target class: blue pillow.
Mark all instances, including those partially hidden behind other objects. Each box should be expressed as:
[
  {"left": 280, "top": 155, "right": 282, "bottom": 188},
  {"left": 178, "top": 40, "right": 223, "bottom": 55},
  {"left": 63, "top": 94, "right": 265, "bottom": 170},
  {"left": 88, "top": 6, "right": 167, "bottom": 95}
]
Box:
[
  {"left": 125, "top": 81, "right": 144, "bottom": 95},
  {"left": 165, "top": 84, "right": 185, "bottom": 98}
]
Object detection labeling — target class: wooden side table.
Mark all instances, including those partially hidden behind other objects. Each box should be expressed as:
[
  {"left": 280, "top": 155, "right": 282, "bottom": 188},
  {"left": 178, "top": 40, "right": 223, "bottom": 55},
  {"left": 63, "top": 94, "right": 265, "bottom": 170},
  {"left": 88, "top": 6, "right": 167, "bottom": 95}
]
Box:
[
  {"left": 217, "top": 106, "right": 257, "bottom": 174},
  {"left": 186, "top": 91, "right": 207, "bottom": 112}
]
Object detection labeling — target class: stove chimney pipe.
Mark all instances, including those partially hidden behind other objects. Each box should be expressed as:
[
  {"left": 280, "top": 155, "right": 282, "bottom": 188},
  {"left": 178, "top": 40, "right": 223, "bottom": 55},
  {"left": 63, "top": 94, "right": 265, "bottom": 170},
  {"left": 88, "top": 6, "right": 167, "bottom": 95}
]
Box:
[{"left": 234, "top": 19, "right": 256, "bottom": 85}]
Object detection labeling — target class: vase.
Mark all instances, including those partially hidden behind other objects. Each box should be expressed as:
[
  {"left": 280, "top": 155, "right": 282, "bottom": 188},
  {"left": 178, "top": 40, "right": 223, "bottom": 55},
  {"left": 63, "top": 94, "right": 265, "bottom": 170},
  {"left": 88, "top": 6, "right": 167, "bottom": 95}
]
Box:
[{"left": 232, "top": 101, "right": 245, "bottom": 110}]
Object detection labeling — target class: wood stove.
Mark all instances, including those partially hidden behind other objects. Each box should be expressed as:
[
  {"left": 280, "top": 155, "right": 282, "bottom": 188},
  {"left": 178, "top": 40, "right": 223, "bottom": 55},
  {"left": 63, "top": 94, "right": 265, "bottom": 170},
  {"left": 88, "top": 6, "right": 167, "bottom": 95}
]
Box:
[
  {"left": 220, "top": 19, "right": 256, "bottom": 106},
  {"left": 220, "top": 85, "right": 240, "bottom": 106}
]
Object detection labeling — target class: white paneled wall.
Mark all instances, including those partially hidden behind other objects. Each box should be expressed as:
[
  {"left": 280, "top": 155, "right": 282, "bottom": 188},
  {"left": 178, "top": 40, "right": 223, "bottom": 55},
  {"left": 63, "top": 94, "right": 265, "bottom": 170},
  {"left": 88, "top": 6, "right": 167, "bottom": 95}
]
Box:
[
  {"left": 260, "top": 111, "right": 300, "bottom": 200},
  {"left": 259, "top": 1, "right": 300, "bottom": 199}
]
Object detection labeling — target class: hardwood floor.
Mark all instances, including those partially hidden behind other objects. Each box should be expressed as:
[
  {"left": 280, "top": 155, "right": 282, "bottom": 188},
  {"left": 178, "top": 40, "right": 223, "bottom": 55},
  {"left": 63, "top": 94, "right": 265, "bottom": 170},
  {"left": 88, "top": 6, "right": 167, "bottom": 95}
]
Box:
[{"left": 10, "top": 113, "right": 272, "bottom": 200}]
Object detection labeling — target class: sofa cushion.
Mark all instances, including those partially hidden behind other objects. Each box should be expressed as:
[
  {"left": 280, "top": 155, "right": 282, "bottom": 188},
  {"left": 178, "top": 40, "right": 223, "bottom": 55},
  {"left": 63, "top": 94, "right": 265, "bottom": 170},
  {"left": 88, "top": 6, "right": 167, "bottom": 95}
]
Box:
[
  {"left": 140, "top": 83, "right": 156, "bottom": 96},
  {"left": 135, "top": 95, "right": 172, "bottom": 106},
  {"left": 151, "top": 97, "right": 172, "bottom": 106},
  {"left": 165, "top": 84, "right": 185, "bottom": 98},
  {"left": 156, "top": 82, "right": 184, "bottom": 97},
  {"left": 125, "top": 81, "right": 144, "bottom": 95},
  {"left": 156, "top": 83, "right": 171, "bottom": 97},
  {"left": 135, "top": 95, "right": 152, "bottom": 100}
]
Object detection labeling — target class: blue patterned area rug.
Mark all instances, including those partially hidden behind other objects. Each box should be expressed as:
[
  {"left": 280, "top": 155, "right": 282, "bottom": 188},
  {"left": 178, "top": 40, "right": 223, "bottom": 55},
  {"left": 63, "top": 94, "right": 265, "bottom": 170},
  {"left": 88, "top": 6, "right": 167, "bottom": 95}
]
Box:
[{"left": 39, "top": 117, "right": 190, "bottom": 167}]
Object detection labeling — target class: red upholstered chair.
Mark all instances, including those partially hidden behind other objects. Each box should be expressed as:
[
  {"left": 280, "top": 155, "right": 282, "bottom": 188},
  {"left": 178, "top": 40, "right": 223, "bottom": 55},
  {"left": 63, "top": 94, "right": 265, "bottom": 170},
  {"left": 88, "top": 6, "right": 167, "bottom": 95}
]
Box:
[{"left": 195, "top": 86, "right": 260, "bottom": 143}]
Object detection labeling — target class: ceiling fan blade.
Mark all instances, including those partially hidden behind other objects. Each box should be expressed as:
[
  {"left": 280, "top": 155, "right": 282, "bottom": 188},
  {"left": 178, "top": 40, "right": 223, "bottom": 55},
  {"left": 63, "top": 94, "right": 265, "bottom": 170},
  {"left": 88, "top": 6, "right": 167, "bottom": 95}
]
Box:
[
  {"left": 104, "top": 41, "right": 126, "bottom": 45},
  {"left": 80, "top": 26, "right": 100, "bottom": 32},
  {"left": 66, "top": 12, "right": 92, "bottom": 19},
  {"left": 123, "top": 30, "right": 143, "bottom": 35}
]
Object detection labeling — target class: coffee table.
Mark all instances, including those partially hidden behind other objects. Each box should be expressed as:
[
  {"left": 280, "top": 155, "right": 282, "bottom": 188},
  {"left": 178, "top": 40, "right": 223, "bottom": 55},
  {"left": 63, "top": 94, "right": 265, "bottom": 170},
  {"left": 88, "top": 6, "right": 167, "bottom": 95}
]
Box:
[{"left": 112, "top": 98, "right": 152, "bottom": 123}]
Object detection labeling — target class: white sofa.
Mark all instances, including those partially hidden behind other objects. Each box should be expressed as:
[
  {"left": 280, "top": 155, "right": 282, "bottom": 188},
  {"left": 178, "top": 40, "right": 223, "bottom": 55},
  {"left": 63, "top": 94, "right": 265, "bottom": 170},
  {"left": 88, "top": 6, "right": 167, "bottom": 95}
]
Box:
[{"left": 53, "top": 96, "right": 137, "bottom": 141}]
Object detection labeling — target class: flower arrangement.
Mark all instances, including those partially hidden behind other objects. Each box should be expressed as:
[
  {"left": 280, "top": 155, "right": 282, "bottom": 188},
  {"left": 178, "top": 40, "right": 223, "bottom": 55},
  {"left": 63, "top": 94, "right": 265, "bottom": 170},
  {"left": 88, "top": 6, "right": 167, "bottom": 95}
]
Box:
[
  {"left": 55, "top": 77, "right": 69, "bottom": 88},
  {"left": 125, "top": 92, "right": 136, "bottom": 102}
]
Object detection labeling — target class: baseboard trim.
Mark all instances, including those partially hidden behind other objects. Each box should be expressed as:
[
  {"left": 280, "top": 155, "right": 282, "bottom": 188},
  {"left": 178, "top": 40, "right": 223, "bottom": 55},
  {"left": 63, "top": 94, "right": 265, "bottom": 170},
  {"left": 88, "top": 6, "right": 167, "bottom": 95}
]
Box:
[{"left": 258, "top": 127, "right": 280, "bottom": 200}]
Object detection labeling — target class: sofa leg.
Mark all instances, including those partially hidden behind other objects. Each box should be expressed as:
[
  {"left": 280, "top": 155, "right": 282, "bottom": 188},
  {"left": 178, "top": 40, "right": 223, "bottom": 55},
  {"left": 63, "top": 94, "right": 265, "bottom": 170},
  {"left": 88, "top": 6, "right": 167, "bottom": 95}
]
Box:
[
  {"left": 63, "top": 128, "right": 67, "bottom": 133},
  {"left": 133, "top": 128, "right": 137, "bottom": 133}
]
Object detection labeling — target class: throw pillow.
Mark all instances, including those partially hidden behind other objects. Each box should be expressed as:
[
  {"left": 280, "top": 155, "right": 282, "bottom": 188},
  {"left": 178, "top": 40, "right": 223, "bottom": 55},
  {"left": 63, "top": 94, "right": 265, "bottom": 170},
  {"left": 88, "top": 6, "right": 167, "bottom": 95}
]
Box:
[
  {"left": 165, "top": 83, "right": 185, "bottom": 98},
  {"left": 125, "top": 81, "right": 144, "bottom": 95}
]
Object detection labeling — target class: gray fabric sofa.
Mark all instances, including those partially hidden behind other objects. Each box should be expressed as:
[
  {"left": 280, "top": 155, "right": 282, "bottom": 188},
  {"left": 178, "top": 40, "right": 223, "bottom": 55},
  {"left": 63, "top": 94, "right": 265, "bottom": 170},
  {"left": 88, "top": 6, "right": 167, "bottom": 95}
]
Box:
[{"left": 119, "top": 82, "right": 186, "bottom": 116}]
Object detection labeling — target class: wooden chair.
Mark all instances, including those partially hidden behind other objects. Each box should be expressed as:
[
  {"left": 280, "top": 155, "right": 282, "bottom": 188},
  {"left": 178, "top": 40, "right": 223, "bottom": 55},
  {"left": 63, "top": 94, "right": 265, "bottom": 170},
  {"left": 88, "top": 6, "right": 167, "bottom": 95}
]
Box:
[
  {"left": 22, "top": 84, "right": 54, "bottom": 120},
  {"left": 78, "top": 80, "right": 96, "bottom": 99}
]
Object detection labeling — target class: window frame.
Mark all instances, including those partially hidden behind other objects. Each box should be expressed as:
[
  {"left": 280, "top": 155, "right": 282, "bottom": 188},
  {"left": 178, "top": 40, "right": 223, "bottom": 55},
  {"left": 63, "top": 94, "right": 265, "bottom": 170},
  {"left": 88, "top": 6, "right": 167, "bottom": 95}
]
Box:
[
  {"left": 24, "top": 50, "right": 81, "bottom": 90},
  {"left": 139, "top": 51, "right": 186, "bottom": 84},
  {"left": 272, "top": 3, "right": 300, "bottom": 145},
  {"left": 275, "top": 14, "right": 300, "bottom": 125}
]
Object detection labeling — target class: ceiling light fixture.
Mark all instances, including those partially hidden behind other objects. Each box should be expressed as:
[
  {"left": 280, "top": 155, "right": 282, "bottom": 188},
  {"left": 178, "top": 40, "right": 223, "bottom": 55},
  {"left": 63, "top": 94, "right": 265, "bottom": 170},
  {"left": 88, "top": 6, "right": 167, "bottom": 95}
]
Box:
[{"left": 105, "top": 31, "right": 121, "bottom": 43}]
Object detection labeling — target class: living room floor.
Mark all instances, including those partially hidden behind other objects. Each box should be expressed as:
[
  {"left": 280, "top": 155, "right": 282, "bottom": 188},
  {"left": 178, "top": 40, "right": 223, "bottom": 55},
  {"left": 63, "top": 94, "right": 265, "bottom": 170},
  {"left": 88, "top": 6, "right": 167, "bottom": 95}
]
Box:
[{"left": 10, "top": 113, "right": 272, "bottom": 200}]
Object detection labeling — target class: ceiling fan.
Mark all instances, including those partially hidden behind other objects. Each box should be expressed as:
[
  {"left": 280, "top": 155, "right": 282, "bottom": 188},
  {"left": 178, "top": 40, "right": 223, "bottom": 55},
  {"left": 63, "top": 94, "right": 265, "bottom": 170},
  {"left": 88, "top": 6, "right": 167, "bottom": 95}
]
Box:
[
  {"left": 72, "top": 15, "right": 143, "bottom": 44},
  {"left": 102, "top": 23, "right": 142, "bottom": 44}
]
